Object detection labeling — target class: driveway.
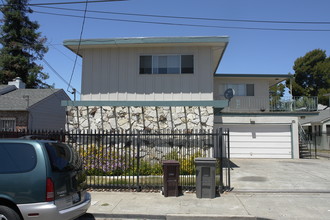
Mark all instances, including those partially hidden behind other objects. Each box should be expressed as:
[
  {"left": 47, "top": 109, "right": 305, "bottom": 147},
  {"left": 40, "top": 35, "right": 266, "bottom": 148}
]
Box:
[{"left": 230, "top": 158, "right": 330, "bottom": 192}]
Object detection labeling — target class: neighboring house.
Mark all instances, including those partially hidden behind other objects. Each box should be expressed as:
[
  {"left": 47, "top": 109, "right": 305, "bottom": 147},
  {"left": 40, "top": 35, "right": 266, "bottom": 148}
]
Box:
[
  {"left": 63, "top": 36, "right": 318, "bottom": 159},
  {"left": 300, "top": 107, "right": 330, "bottom": 150},
  {"left": 0, "top": 77, "right": 71, "bottom": 131}
]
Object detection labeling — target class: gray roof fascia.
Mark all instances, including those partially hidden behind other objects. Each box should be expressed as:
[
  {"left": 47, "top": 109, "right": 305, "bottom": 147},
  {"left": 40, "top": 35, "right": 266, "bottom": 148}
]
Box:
[
  {"left": 214, "top": 73, "right": 293, "bottom": 79},
  {"left": 64, "top": 36, "right": 229, "bottom": 47},
  {"left": 213, "top": 42, "right": 229, "bottom": 74}
]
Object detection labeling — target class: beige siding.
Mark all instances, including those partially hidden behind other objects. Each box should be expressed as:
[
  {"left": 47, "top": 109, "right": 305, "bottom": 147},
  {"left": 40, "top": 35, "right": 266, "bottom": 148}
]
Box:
[
  {"left": 214, "top": 77, "right": 270, "bottom": 112},
  {"left": 80, "top": 46, "right": 220, "bottom": 101}
]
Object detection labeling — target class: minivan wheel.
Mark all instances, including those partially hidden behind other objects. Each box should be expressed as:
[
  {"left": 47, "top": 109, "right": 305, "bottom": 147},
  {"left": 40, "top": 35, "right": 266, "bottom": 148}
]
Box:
[{"left": 0, "top": 206, "right": 21, "bottom": 220}]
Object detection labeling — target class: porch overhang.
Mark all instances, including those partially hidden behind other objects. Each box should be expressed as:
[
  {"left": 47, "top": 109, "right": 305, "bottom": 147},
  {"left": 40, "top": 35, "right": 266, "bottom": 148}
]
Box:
[
  {"left": 62, "top": 100, "right": 229, "bottom": 108},
  {"left": 214, "top": 73, "right": 292, "bottom": 87}
]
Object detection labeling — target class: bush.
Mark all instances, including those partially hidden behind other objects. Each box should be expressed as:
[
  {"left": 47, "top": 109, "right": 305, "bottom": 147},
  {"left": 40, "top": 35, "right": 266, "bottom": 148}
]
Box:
[
  {"left": 80, "top": 144, "right": 129, "bottom": 176},
  {"left": 80, "top": 145, "right": 204, "bottom": 176}
]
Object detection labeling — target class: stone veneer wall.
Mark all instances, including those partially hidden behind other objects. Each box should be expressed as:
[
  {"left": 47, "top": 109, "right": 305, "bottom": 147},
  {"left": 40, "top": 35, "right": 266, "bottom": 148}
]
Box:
[{"left": 66, "top": 106, "right": 214, "bottom": 131}]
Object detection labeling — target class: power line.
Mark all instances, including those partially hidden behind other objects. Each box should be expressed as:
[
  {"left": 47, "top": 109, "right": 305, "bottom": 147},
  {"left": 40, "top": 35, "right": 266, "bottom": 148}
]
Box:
[
  {"left": 47, "top": 43, "right": 77, "bottom": 62},
  {"left": 28, "top": 0, "right": 125, "bottom": 6},
  {"left": 67, "top": 0, "right": 89, "bottom": 94},
  {"left": 34, "top": 10, "right": 330, "bottom": 32},
  {"left": 33, "top": 5, "right": 330, "bottom": 25},
  {"left": 42, "top": 57, "right": 81, "bottom": 94}
]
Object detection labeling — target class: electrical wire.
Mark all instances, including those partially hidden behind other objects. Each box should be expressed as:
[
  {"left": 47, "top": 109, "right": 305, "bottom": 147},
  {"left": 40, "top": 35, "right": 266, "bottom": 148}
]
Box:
[
  {"left": 33, "top": 5, "right": 330, "bottom": 25},
  {"left": 28, "top": 0, "right": 125, "bottom": 6},
  {"left": 42, "top": 57, "right": 81, "bottom": 94},
  {"left": 67, "top": 0, "right": 88, "bottom": 94},
  {"left": 47, "top": 42, "right": 77, "bottom": 62},
  {"left": 34, "top": 10, "right": 330, "bottom": 32}
]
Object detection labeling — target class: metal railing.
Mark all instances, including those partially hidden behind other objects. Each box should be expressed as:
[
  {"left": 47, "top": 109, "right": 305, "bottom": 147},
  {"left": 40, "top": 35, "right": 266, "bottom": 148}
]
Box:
[
  {"left": 0, "top": 129, "right": 231, "bottom": 192},
  {"left": 298, "top": 123, "right": 313, "bottom": 158},
  {"left": 308, "top": 132, "right": 330, "bottom": 159},
  {"left": 270, "top": 96, "right": 318, "bottom": 112},
  {"left": 217, "top": 96, "right": 318, "bottom": 112}
]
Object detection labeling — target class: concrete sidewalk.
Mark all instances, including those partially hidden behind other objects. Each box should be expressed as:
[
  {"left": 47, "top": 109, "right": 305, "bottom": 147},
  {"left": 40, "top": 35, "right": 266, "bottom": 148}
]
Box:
[{"left": 77, "top": 159, "right": 330, "bottom": 220}]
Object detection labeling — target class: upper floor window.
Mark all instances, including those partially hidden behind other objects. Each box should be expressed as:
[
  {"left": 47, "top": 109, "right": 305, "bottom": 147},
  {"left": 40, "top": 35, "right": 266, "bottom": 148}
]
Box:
[
  {"left": 140, "top": 55, "right": 194, "bottom": 74},
  {"left": 225, "top": 84, "right": 254, "bottom": 96}
]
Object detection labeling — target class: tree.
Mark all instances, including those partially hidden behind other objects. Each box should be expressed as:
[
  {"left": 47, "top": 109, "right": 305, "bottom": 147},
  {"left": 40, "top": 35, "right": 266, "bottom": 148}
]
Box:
[
  {"left": 0, "top": 0, "right": 50, "bottom": 88},
  {"left": 270, "top": 83, "right": 285, "bottom": 98},
  {"left": 288, "top": 49, "right": 330, "bottom": 105}
]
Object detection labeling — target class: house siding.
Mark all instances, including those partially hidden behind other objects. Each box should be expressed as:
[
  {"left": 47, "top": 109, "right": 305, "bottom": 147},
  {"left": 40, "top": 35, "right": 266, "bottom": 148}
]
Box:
[
  {"left": 214, "top": 77, "right": 270, "bottom": 112},
  {"left": 80, "top": 46, "right": 215, "bottom": 101},
  {"left": 28, "top": 91, "right": 70, "bottom": 130}
]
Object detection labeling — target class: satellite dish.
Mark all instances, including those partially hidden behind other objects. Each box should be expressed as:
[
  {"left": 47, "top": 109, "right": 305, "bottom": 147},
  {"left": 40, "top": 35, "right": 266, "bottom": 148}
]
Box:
[{"left": 224, "top": 88, "right": 235, "bottom": 101}]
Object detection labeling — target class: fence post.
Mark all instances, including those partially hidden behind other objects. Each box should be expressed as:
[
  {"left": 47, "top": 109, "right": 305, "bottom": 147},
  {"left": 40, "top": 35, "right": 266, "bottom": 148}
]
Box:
[
  {"left": 227, "top": 128, "right": 231, "bottom": 190},
  {"left": 218, "top": 128, "right": 224, "bottom": 193},
  {"left": 314, "top": 133, "right": 317, "bottom": 159},
  {"left": 136, "top": 130, "right": 141, "bottom": 192}
]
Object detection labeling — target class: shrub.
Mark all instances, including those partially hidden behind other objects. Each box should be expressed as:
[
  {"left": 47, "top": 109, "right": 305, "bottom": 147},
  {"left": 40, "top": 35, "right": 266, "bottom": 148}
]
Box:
[{"left": 80, "top": 144, "right": 129, "bottom": 176}]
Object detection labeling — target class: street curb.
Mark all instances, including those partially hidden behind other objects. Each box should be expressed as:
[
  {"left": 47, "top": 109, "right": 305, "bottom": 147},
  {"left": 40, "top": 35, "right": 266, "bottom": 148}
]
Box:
[
  {"left": 166, "top": 214, "right": 262, "bottom": 220},
  {"left": 80, "top": 213, "right": 165, "bottom": 219},
  {"left": 79, "top": 213, "right": 262, "bottom": 220},
  {"left": 232, "top": 190, "right": 330, "bottom": 194}
]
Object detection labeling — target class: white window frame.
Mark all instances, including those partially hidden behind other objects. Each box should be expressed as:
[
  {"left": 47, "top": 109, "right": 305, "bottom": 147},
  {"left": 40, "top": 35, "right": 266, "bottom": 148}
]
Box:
[
  {"left": 139, "top": 54, "right": 194, "bottom": 74},
  {"left": 0, "top": 118, "right": 16, "bottom": 131}
]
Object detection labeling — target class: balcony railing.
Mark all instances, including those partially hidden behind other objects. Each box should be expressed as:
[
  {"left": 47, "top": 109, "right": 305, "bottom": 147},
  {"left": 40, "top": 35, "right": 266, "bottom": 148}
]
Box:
[{"left": 216, "top": 96, "right": 318, "bottom": 112}]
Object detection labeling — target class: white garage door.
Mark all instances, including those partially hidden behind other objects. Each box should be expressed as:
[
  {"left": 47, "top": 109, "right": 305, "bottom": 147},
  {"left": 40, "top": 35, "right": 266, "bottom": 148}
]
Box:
[{"left": 221, "top": 124, "right": 292, "bottom": 159}]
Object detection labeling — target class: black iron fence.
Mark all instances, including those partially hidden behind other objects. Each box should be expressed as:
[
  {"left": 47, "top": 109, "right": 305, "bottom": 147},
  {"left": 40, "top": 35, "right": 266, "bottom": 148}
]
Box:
[
  {"left": 0, "top": 129, "right": 231, "bottom": 192},
  {"left": 307, "top": 132, "right": 330, "bottom": 159}
]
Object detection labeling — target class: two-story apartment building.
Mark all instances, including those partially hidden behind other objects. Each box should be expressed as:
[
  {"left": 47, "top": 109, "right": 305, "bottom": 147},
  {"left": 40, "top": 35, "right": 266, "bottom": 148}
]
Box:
[{"left": 63, "top": 36, "right": 318, "bottom": 159}]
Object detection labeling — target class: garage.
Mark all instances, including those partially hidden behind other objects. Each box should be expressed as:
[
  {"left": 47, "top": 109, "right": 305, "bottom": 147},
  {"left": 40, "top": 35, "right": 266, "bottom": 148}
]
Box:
[{"left": 218, "top": 124, "right": 292, "bottom": 159}]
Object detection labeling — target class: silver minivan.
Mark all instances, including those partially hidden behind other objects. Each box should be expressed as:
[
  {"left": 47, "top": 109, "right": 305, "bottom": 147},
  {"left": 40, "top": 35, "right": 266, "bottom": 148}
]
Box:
[{"left": 0, "top": 139, "right": 91, "bottom": 220}]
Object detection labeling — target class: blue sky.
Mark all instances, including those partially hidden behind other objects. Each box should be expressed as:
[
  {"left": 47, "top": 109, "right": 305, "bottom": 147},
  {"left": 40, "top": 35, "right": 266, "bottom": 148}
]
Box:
[{"left": 26, "top": 0, "right": 330, "bottom": 99}]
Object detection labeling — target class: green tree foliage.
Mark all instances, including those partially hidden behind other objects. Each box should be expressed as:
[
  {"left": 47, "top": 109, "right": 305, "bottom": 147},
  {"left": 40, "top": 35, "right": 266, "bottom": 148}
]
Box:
[
  {"left": 270, "top": 83, "right": 285, "bottom": 98},
  {"left": 288, "top": 49, "right": 330, "bottom": 105},
  {"left": 0, "top": 0, "right": 50, "bottom": 88}
]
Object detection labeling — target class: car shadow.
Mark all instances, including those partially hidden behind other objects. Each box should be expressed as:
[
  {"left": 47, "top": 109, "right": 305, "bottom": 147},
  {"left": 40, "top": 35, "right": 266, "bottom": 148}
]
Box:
[{"left": 75, "top": 213, "right": 96, "bottom": 220}]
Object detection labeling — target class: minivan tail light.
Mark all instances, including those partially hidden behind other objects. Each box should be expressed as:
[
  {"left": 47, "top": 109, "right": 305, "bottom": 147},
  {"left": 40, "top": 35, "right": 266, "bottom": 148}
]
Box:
[{"left": 46, "top": 178, "right": 55, "bottom": 202}]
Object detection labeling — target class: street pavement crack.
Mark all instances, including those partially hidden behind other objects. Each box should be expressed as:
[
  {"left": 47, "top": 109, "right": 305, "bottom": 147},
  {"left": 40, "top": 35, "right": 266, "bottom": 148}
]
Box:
[
  {"left": 235, "top": 194, "right": 251, "bottom": 216},
  {"left": 111, "top": 198, "right": 123, "bottom": 212}
]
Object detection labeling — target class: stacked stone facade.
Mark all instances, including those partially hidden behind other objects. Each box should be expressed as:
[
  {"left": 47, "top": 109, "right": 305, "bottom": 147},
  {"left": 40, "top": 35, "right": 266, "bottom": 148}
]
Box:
[{"left": 66, "top": 106, "right": 214, "bottom": 131}]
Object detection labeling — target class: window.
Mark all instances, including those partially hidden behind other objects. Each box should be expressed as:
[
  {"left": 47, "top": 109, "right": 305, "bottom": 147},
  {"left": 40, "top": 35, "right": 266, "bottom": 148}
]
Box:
[
  {"left": 224, "top": 84, "right": 254, "bottom": 96},
  {"left": 45, "top": 143, "right": 82, "bottom": 172},
  {"left": 0, "top": 118, "right": 16, "bottom": 131},
  {"left": 140, "top": 55, "right": 194, "bottom": 74},
  {"left": 0, "top": 143, "right": 37, "bottom": 173}
]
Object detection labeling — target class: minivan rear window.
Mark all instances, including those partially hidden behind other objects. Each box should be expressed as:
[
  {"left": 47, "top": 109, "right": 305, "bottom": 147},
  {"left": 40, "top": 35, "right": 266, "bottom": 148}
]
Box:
[
  {"left": 45, "top": 143, "right": 82, "bottom": 172},
  {"left": 0, "top": 143, "right": 37, "bottom": 173}
]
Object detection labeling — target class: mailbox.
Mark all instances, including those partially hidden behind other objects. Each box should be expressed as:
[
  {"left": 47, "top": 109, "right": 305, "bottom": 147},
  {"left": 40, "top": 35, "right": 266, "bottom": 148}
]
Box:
[
  {"left": 195, "top": 157, "right": 216, "bottom": 199},
  {"left": 162, "top": 160, "right": 180, "bottom": 197}
]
